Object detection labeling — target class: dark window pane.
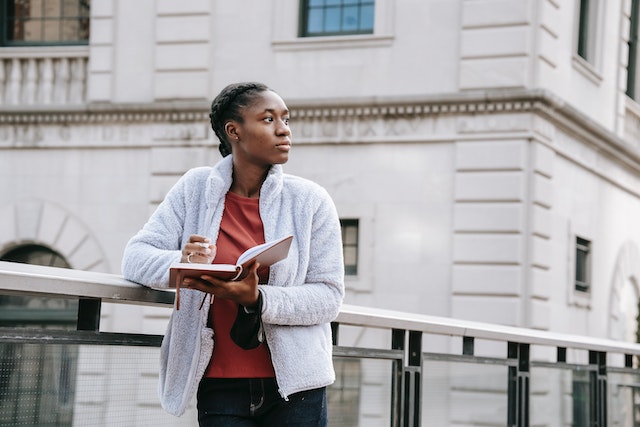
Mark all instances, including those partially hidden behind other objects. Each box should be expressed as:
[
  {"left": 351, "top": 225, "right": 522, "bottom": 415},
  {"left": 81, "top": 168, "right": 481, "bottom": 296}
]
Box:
[
  {"left": 343, "top": 226, "right": 357, "bottom": 245},
  {"left": 344, "top": 247, "right": 357, "bottom": 266},
  {"left": 43, "top": 18, "right": 61, "bottom": 41},
  {"left": 340, "top": 219, "right": 359, "bottom": 276},
  {"left": 1, "top": 0, "right": 90, "bottom": 46},
  {"left": 575, "top": 237, "right": 590, "bottom": 292},
  {"left": 572, "top": 371, "right": 590, "bottom": 424},
  {"left": 628, "top": 0, "right": 640, "bottom": 99}
]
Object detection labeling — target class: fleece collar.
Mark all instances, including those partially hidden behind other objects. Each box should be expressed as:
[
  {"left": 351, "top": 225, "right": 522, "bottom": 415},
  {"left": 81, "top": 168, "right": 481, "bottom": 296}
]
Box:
[{"left": 205, "top": 155, "right": 284, "bottom": 207}]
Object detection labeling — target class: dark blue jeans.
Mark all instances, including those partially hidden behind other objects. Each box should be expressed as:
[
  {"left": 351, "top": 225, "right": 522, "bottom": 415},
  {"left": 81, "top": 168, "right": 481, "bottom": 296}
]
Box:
[{"left": 197, "top": 378, "right": 327, "bottom": 427}]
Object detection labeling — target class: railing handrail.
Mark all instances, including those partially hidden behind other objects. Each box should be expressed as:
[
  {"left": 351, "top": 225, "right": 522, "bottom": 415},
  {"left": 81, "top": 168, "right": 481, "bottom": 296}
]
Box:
[
  {"left": 0, "top": 260, "right": 173, "bottom": 306},
  {"left": 336, "top": 304, "right": 640, "bottom": 355},
  {"left": 2, "top": 260, "right": 640, "bottom": 356}
]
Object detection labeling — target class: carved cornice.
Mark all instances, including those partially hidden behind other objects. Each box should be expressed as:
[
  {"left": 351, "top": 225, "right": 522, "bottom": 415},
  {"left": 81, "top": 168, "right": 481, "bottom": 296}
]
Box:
[
  {"left": 1, "top": 90, "right": 638, "bottom": 168},
  {"left": 0, "top": 101, "right": 211, "bottom": 124}
]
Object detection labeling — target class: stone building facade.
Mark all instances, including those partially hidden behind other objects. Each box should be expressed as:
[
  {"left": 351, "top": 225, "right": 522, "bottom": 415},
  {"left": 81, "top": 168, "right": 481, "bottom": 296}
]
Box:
[{"left": 2, "top": 0, "right": 640, "bottom": 425}]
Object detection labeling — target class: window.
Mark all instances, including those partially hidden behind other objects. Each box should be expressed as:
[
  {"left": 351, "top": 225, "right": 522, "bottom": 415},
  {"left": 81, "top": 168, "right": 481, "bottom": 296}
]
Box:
[
  {"left": 340, "top": 218, "right": 359, "bottom": 275},
  {"left": 0, "top": 245, "right": 77, "bottom": 426},
  {"left": 576, "top": 0, "right": 598, "bottom": 63},
  {"left": 575, "top": 237, "right": 591, "bottom": 292},
  {"left": 572, "top": 370, "right": 591, "bottom": 424},
  {"left": 0, "top": 0, "right": 90, "bottom": 46},
  {"left": 327, "top": 358, "right": 361, "bottom": 425},
  {"left": 299, "top": 0, "right": 374, "bottom": 37},
  {"left": 628, "top": 0, "right": 640, "bottom": 100}
]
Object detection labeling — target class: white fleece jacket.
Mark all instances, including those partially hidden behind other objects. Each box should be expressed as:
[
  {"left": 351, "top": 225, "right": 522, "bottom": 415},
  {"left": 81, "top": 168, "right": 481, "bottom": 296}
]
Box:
[{"left": 121, "top": 155, "right": 345, "bottom": 416}]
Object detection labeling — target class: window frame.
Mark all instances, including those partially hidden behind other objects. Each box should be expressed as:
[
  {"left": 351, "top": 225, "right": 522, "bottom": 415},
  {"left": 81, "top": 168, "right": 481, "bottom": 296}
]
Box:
[
  {"left": 628, "top": 0, "right": 640, "bottom": 100},
  {"left": 0, "top": 0, "right": 91, "bottom": 47},
  {"left": 298, "top": 0, "right": 375, "bottom": 38},
  {"left": 340, "top": 218, "right": 359, "bottom": 276},
  {"left": 575, "top": 236, "right": 591, "bottom": 293},
  {"left": 575, "top": 0, "right": 599, "bottom": 65}
]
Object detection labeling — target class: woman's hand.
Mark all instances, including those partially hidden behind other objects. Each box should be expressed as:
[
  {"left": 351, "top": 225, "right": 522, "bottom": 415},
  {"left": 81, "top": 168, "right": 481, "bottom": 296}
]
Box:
[
  {"left": 181, "top": 235, "right": 216, "bottom": 264},
  {"left": 184, "top": 261, "right": 261, "bottom": 308}
]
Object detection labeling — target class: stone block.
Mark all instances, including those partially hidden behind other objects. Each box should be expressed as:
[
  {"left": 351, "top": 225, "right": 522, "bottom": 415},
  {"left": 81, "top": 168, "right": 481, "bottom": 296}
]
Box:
[
  {"left": 0, "top": 204, "right": 17, "bottom": 245},
  {"left": 462, "top": 0, "right": 531, "bottom": 28},
  {"left": 455, "top": 171, "right": 525, "bottom": 201},
  {"left": 456, "top": 140, "right": 527, "bottom": 171},
  {"left": 530, "top": 266, "right": 551, "bottom": 300},
  {"left": 460, "top": 57, "right": 529, "bottom": 90},
  {"left": 529, "top": 298, "right": 551, "bottom": 330},
  {"left": 89, "top": 46, "right": 113, "bottom": 72},
  {"left": 461, "top": 26, "right": 529, "bottom": 58},
  {"left": 87, "top": 72, "right": 112, "bottom": 102},
  {"left": 453, "top": 234, "right": 522, "bottom": 264},
  {"left": 157, "top": 15, "right": 210, "bottom": 42},
  {"left": 531, "top": 203, "right": 552, "bottom": 238},
  {"left": 532, "top": 142, "right": 555, "bottom": 178},
  {"left": 532, "top": 172, "right": 553, "bottom": 208},
  {"left": 149, "top": 175, "right": 181, "bottom": 204},
  {"left": 157, "top": 0, "right": 210, "bottom": 14},
  {"left": 531, "top": 234, "right": 552, "bottom": 269},
  {"left": 154, "top": 71, "right": 209, "bottom": 100},
  {"left": 155, "top": 44, "right": 210, "bottom": 70},
  {"left": 56, "top": 216, "right": 88, "bottom": 257},
  {"left": 90, "top": 18, "right": 113, "bottom": 45},
  {"left": 38, "top": 202, "right": 68, "bottom": 245},
  {"left": 15, "top": 199, "right": 42, "bottom": 241},
  {"left": 454, "top": 203, "right": 524, "bottom": 233},
  {"left": 452, "top": 295, "right": 521, "bottom": 326},
  {"left": 452, "top": 264, "right": 522, "bottom": 295}
]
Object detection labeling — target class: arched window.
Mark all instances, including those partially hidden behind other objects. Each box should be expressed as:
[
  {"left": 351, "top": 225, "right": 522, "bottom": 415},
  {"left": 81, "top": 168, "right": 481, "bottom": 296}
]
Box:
[
  {"left": 0, "top": 244, "right": 77, "bottom": 426},
  {"left": 0, "top": 244, "right": 77, "bottom": 327}
]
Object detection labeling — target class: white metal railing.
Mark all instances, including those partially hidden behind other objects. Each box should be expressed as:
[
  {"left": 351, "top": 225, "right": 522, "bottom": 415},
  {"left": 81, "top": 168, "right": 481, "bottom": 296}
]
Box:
[
  {"left": 0, "top": 46, "right": 88, "bottom": 106},
  {"left": 2, "top": 260, "right": 640, "bottom": 426}
]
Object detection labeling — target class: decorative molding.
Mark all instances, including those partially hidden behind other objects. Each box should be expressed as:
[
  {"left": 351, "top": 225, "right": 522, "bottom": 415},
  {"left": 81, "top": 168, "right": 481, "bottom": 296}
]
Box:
[
  {"left": 0, "top": 199, "right": 109, "bottom": 272},
  {"left": 607, "top": 241, "right": 640, "bottom": 342},
  {"left": 1, "top": 88, "right": 640, "bottom": 169}
]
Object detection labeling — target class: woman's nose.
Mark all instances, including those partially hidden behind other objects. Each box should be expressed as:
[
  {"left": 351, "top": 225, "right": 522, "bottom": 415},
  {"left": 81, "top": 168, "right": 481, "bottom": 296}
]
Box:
[{"left": 277, "top": 120, "right": 291, "bottom": 135}]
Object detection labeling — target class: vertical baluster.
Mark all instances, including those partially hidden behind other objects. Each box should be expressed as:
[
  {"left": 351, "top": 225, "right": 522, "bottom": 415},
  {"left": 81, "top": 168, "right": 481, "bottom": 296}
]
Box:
[
  {"left": 69, "top": 57, "right": 86, "bottom": 104},
  {"left": 40, "top": 58, "right": 53, "bottom": 104},
  {"left": 7, "top": 58, "right": 22, "bottom": 105},
  {"left": 0, "top": 59, "right": 5, "bottom": 105},
  {"left": 23, "top": 58, "right": 37, "bottom": 105},
  {"left": 53, "top": 58, "right": 70, "bottom": 104}
]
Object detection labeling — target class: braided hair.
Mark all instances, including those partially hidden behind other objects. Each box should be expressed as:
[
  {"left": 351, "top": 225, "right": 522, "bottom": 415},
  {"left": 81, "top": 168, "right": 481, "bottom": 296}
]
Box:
[{"left": 209, "top": 82, "right": 270, "bottom": 157}]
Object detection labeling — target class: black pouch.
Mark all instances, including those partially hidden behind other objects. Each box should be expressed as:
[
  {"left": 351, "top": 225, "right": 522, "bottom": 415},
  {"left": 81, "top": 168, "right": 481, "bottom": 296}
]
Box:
[{"left": 230, "top": 293, "right": 264, "bottom": 349}]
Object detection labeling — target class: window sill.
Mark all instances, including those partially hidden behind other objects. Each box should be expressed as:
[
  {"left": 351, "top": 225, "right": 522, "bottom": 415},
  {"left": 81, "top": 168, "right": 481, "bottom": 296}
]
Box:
[
  {"left": 0, "top": 45, "right": 89, "bottom": 59},
  {"left": 571, "top": 54, "right": 602, "bottom": 86},
  {"left": 272, "top": 34, "right": 394, "bottom": 51}
]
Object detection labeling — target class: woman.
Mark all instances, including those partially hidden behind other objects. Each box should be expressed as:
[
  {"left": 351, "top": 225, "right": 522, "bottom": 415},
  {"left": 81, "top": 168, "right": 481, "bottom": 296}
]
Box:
[{"left": 122, "top": 82, "right": 345, "bottom": 426}]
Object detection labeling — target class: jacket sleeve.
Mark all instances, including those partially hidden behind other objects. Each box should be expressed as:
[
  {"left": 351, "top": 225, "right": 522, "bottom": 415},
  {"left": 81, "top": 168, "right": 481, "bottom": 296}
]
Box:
[
  {"left": 260, "top": 187, "right": 345, "bottom": 326},
  {"left": 121, "top": 173, "right": 190, "bottom": 288}
]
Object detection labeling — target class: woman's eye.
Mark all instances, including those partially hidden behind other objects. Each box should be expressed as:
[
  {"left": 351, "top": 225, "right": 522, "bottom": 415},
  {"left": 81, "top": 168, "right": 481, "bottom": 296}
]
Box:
[
  {"left": 284, "top": 117, "right": 290, "bottom": 125},
  {"left": 264, "top": 117, "right": 274, "bottom": 122}
]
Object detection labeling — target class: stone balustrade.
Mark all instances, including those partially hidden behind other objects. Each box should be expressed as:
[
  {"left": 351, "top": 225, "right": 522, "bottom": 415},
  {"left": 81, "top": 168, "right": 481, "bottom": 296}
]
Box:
[{"left": 0, "top": 46, "right": 88, "bottom": 106}]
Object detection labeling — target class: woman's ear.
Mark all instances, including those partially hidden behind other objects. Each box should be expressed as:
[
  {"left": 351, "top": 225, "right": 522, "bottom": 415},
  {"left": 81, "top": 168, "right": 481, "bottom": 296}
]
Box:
[{"left": 225, "top": 121, "right": 240, "bottom": 142}]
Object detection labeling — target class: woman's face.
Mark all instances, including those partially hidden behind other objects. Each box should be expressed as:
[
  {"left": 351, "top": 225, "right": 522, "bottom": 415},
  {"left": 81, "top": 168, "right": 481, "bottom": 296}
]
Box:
[{"left": 230, "top": 90, "right": 291, "bottom": 168}]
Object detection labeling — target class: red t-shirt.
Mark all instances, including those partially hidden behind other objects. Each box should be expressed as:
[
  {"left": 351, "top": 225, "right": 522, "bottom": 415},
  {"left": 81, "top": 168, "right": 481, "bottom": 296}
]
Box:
[{"left": 205, "top": 191, "right": 275, "bottom": 378}]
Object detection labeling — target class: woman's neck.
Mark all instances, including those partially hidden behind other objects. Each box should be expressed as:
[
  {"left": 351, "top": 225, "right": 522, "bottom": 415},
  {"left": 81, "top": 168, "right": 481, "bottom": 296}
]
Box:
[{"left": 230, "top": 164, "right": 269, "bottom": 198}]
